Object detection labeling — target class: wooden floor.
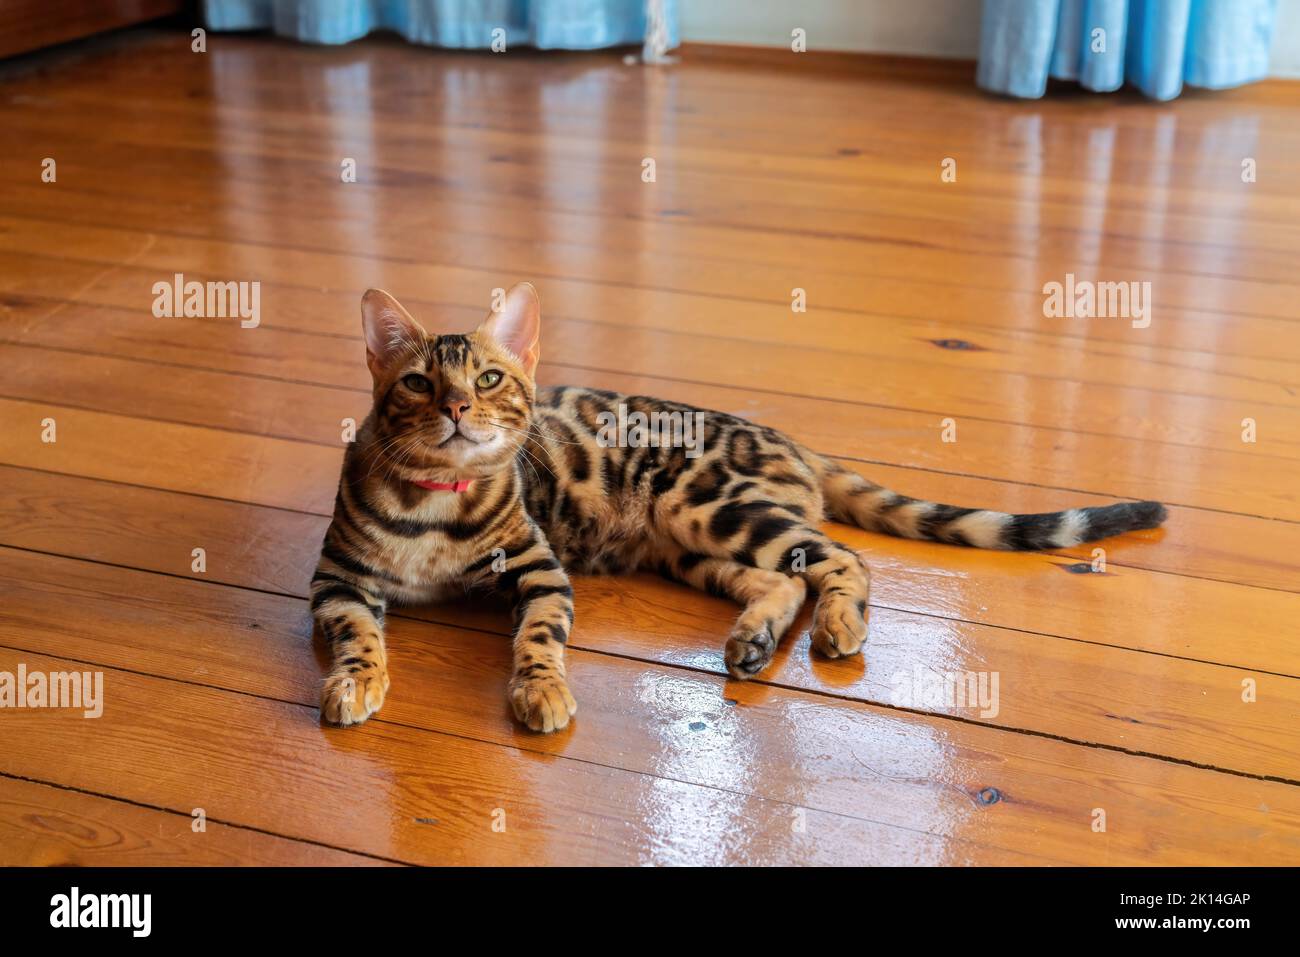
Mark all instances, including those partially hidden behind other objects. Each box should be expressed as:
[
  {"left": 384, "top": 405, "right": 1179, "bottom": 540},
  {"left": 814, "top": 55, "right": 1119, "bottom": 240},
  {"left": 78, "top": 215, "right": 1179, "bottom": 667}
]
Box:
[{"left": 2, "top": 27, "right": 1299, "bottom": 866}]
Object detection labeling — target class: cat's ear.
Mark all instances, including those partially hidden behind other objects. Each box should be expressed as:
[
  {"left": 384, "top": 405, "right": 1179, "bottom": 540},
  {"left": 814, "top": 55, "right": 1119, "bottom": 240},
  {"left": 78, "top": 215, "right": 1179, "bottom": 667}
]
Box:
[
  {"left": 478, "top": 282, "right": 540, "bottom": 376},
  {"left": 361, "top": 288, "right": 426, "bottom": 377}
]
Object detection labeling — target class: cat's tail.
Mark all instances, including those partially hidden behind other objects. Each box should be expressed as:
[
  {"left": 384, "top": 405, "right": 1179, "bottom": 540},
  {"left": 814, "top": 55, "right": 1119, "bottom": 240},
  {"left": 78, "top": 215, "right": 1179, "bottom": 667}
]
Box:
[{"left": 815, "top": 459, "right": 1166, "bottom": 550}]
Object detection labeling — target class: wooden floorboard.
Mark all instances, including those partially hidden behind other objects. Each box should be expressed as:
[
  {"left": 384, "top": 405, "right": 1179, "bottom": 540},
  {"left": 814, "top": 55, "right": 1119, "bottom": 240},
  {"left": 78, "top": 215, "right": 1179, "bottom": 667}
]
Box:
[
  {"left": 0, "top": 774, "right": 386, "bottom": 866},
  {"left": 1, "top": 27, "right": 1297, "bottom": 864},
  {"left": 3, "top": 241, "right": 1299, "bottom": 469},
  {"left": 4, "top": 301, "right": 1299, "bottom": 514},
  {"left": 6, "top": 558, "right": 1300, "bottom": 865},
  {"left": 7, "top": 540, "right": 1300, "bottom": 782}
]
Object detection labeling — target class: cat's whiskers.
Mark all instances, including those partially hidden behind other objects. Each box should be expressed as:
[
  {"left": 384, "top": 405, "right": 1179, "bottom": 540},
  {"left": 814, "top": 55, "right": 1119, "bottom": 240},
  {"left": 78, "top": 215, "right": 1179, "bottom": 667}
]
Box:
[
  {"left": 513, "top": 443, "right": 545, "bottom": 489},
  {"left": 482, "top": 420, "right": 561, "bottom": 482},
  {"left": 364, "top": 429, "right": 417, "bottom": 475},
  {"left": 383, "top": 433, "right": 431, "bottom": 486},
  {"left": 487, "top": 418, "right": 582, "bottom": 446},
  {"left": 513, "top": 437, "right": 559, "bottom": 482},
  {"left": 364, "top": 428, "right": 425, "bottom": 482}
]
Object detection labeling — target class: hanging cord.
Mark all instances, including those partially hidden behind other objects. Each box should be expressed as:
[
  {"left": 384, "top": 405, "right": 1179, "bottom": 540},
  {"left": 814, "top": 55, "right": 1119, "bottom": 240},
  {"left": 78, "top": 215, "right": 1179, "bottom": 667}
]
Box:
[{"left": 640, "top": 0, "right": 675, "bottom": 64}]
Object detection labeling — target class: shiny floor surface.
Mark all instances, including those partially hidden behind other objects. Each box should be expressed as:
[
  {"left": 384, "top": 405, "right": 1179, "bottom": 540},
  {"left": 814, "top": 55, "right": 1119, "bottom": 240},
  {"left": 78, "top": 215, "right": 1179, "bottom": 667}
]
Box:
[{"left": 1, "top": 30, "right": 1298, "bottom": 865}]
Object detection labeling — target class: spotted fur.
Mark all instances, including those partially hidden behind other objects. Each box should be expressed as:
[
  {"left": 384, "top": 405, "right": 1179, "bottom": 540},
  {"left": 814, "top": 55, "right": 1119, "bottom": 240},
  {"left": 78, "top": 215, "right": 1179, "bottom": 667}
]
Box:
[{"left": 312, "top": 284, "right": 1167, "bottom": 732}]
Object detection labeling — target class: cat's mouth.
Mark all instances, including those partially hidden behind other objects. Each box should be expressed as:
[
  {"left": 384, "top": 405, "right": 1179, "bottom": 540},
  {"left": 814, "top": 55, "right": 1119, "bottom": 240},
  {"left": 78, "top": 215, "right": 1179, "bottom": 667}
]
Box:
[{"left": 386, "top": 424, "right": 507, "bottom": 479}]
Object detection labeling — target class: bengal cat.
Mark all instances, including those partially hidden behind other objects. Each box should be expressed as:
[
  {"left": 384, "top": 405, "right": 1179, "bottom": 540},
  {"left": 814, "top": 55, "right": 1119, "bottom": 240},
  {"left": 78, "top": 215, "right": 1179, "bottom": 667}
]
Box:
[{"left": 311, "top": 283, "right": 1167, "bottom": 732}]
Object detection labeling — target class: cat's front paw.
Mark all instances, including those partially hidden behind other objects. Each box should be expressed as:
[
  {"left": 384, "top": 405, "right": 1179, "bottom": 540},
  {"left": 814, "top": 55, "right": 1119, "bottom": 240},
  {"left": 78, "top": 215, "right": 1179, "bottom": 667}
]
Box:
[
  {"left": 321, "top": 666, "right": 389, "bottom": 726},
  {"left": 508, "top": 673, "right": 576, "bottom": 733}
]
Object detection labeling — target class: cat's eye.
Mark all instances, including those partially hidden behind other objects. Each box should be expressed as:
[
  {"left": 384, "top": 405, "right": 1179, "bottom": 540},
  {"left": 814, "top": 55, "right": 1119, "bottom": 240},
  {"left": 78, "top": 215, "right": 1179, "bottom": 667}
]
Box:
[
  {"left": 476, "top": 370, "right": 503, "bottom": 389},
  {"left": 402, "top": 374, "right": 430, "bottom": 393}
]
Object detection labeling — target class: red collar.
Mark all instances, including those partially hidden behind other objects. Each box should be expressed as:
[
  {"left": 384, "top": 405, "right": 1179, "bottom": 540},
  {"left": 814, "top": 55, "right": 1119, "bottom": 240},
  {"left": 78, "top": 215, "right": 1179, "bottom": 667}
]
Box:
[{"left": 412, "top": 479, "right": 474, "bottom": 493}]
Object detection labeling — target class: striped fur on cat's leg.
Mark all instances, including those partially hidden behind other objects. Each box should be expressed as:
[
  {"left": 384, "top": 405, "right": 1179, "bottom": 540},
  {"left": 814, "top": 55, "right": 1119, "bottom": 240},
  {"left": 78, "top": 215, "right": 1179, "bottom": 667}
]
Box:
[
  {"left": 310, "top": 555, "right": 390, "bottom": 726},
  {"left": 656, "top": 545, "right": 807, "bottom": 678},
  {"left": 718, "top": 517, "right": 870, "bottom": 664},
  {"left": 495, "top": 531, "right": 577, "bottom": 732},
  {"left": 660, "top": 457, "right": 871, "bottom": 666},
  {"left": 787, "top": 536, "right": 872, "bottom": 660}
]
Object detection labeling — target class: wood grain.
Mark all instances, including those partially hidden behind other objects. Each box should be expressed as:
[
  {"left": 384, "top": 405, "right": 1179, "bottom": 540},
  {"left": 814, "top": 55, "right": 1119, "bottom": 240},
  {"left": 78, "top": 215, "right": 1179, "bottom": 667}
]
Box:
[
  {"left": 4, "top": 223, "right": 1299, "bottom": 466},
  {"left": 0, "top": 776, "right": 385, "bottom": 866},
  {"left": 4, "top": 558, "right": 1299, "bottom": 864}
]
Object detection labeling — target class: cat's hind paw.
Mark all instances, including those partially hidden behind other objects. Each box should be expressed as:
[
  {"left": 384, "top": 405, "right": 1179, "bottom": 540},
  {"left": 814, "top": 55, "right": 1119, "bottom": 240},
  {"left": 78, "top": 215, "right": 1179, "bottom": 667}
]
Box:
[
  {"left": 724, "top": 627, "right": 776, "bottom": 679},
  {"left": 811, "top": 594, "right": 868, "bottom": 659},
  {"left": 509, "top": 674, "right": 576, "bottom": 733},
  {"left": 321, "top": 666, "right": 389, "bottom": 726}
]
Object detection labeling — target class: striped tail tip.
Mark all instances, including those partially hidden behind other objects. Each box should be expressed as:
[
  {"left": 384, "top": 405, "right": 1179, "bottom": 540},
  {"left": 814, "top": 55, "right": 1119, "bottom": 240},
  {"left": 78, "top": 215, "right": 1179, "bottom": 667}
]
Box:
[
  {"left": 1075, "top": 500, "right": 1167, "bottom": 542},
  {"left": 1003, "top": 500, "right": 1167, "bottom": 550}
]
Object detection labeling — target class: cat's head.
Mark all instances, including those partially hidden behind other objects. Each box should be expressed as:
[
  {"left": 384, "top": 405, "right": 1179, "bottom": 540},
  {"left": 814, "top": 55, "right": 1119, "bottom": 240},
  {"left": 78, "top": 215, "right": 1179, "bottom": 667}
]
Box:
[{"left": 359, "top": 282, "right": 540, "bottom": 481}]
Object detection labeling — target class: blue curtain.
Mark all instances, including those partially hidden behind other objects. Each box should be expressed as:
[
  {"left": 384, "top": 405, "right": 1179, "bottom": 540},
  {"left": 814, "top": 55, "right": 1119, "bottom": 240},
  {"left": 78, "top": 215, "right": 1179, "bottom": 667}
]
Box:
[
  {"left": 203, "top": 0, "right": 678, "bottom": 50},
  {"left": 978, "top": 0, "right": 1277, "bottom": 100}
]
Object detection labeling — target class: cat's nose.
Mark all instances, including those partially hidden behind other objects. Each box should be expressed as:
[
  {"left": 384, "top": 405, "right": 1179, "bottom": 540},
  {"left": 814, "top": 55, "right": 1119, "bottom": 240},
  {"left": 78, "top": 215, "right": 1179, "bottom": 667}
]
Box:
[{"left": 441, "top": 395, "right": 471, "bottom": 422}]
